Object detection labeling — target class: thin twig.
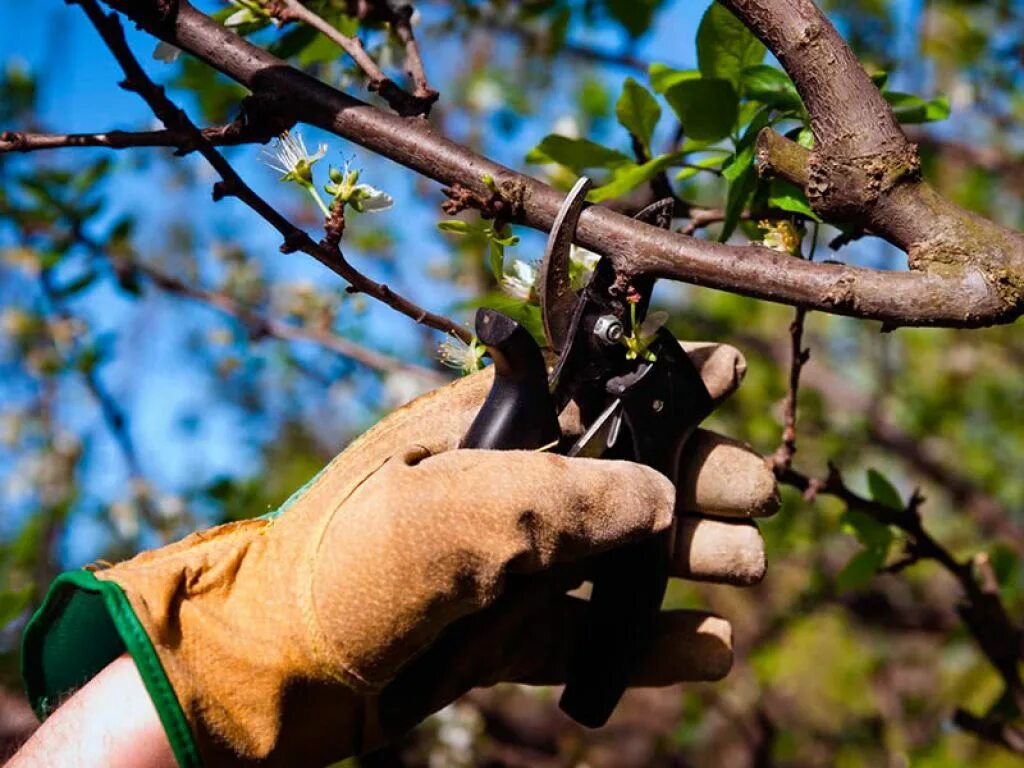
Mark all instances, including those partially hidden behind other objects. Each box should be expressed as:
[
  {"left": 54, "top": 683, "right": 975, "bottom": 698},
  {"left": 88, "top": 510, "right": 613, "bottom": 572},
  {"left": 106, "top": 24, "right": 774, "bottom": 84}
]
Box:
[
  {"left": 771, "top": 222, "right": 818, "bottom": 471},
  {"left": 0, "top": 113, "right": 281, "bottom": 154},
  {"left": 73, "top": 0, "right": 469, "bottom": 343},
  {"left": 274, "top": 0, "right": 436, "bottom": 117},
  {"left": 777, "top": 461, "right": 1024, "bottom": 748},
  {"left": 135, "top": 258, "right": 446, "bottom": 383}
]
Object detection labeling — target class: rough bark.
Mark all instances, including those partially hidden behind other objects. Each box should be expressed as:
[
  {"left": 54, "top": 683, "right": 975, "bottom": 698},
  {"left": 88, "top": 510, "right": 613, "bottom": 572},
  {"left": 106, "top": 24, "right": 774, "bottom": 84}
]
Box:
[{"left": 96, "top": 0, "right": 1023, "bottom": 329}]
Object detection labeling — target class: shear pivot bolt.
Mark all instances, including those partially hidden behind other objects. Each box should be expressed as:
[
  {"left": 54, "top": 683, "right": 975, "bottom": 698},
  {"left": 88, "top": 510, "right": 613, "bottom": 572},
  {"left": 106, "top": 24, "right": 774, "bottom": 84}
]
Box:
[
  {"left": 593, "top": 315, "right": 624, "bottom": 344},
  {"left": 652, "top": 399, "right": 664, "bottom": 412}
]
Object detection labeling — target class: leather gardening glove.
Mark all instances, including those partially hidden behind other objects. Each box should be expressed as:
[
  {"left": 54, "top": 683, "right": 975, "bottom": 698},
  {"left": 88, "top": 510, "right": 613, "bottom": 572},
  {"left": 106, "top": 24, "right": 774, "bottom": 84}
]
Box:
[{"left": 20, "top": 341, "right": 777, "bottom": 768}]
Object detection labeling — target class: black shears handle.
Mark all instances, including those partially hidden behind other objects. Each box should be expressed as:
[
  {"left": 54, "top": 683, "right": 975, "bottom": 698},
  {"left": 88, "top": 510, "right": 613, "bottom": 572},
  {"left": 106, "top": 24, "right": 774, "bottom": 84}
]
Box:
[{"left": 461, "top": 310, "right": 713, "bottom": 728}]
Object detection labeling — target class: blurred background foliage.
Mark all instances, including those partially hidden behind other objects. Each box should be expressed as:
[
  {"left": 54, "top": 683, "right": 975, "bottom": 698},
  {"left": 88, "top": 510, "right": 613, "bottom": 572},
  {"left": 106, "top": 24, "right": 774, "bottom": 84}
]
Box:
[{"left": 1, "top": 0, "right": 1024, "bottom": 765}]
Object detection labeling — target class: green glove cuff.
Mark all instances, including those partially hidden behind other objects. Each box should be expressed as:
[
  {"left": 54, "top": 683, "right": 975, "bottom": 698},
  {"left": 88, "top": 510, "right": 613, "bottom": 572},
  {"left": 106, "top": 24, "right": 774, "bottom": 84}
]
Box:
[{"left": 20, "top": 570, "right": 201, "bottom": 768}]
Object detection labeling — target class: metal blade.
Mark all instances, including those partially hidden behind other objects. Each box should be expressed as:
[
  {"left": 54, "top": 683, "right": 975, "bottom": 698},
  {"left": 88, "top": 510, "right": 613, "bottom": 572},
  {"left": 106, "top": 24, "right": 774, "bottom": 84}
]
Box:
[
  {"left": 566, "top": 398, "right": 623, "bottom": 459},
  {"left": 539, "top": 176, "right": 592, "bottom": 353},
  {"left": 633, "top": 197, "right": 675, "bottom": 230}
]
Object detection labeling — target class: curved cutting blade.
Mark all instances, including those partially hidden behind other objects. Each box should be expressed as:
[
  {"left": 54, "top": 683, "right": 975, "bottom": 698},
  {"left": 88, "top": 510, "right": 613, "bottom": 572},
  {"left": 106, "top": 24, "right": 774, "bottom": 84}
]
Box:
[{"left": 539, "top": 176, "right": 592, "bottom": 353}]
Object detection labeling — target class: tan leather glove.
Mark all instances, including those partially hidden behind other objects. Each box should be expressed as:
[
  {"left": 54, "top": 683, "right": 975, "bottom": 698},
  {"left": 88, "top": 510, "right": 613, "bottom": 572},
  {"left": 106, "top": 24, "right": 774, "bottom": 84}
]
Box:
[{"left": 21, "top": 342, "right": 777, "bottom": 768}]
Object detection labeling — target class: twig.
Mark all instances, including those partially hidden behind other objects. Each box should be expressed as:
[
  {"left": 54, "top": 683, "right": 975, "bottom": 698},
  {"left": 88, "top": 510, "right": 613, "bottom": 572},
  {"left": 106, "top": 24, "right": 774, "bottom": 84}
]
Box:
[
  {"left": 0, "top": 105, "right": 286, "bottom": 154},
  {"left": 34, "top": 259, "right": 166, "bottom": 538},
  {"left": 776, "top": 460, "right": 1024, "bottom": 746},
  {"left": 73, "top": 0, "right": 469, "bottom": 343},
  {"left": 771, "top": 222, "right": 818, "bottom": 471},
  {"left": 134, "top": 257, "right": 446, "bottom": 384},
  {"left": 274, "top": 0, "right": 436, "bottom": 117},
  {"left": 770, "top": 306, "right": 808, "bottom": 472}
]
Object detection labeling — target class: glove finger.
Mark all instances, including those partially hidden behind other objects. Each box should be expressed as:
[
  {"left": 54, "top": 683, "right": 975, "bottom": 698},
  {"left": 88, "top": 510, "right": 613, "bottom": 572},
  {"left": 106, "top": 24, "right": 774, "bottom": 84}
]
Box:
[
  {"left": 678, "top": 341, "right": 747, "bottom": 405},
  {"left": 314, "top": 448, "right": 675, "bottom": 686},
  {"left": 677, "top": 429, "right": 779, "bottom": 518},
  {"left": 373, "top": 587, "right": 732, "bottom": 745},
  {"left": 671, "top": 516, "right": 766, "bottom": 586}
]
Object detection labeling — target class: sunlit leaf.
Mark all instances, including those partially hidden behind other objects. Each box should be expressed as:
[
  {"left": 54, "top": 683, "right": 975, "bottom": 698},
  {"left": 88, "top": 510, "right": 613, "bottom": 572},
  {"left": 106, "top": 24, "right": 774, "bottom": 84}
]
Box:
[
  {"left": 697, "top": 3, "right": 766, "bottom": 86},
  {"left": 664, "top": 78, "right": 737, "bottom": 142}
]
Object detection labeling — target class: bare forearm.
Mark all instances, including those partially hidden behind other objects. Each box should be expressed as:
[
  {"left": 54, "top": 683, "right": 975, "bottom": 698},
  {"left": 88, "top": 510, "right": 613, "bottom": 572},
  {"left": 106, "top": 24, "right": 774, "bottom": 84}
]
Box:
[{"left": 8, "top": 654, "right": 174, "bottom": 768}]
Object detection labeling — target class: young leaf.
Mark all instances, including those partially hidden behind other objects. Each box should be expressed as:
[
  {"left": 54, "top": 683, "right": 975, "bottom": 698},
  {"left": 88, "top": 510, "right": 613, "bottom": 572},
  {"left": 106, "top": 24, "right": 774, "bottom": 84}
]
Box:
[
  {"left": 867, "top": 468, "right": 904, "bottom": 511},
  {"left": 768, "top": 179, "right": 821, "bottom": 221},
  {"left": 884, "top": 92, "right": 950, "bottom": 124},
  {"left": 722, "top": 144, "right": 755, "bottom": 183},
  {"left": 602, "top": 0, "right": 666, "bottom": 39},
  {"left": 588, "top": 151, "right": 686, "bottom": 202},
  {"left": 616, "top": 77, "right": 662, "bottom": 154},
  {"left": 741, "top": 65, "right": 804, "bottom": 113},
  {"left": 841, "top": 508, "right": 894, "bottom": 551},
  {"left": 836, "top": 548, "right": 887, "bottom": 592},
  {"left": 436, "top": 220, "right": 472, "bottom": 234},
  {"left": 525, "top": 135, "right": 631, "bottom": 173},
  {"left": 488, "top": 239, "right": 504, "bottom": 281},
  {"left": 648, "top": 63, "right": 700, "bottom": 94},
  {"left": 721, "top": 160, "right": 756, "bottom": 242},
  {"left": 676, "top": 154, "right": 725, "bottom": 182},
  {"left": 697, "top": 3, "right": 766, "bottom": 86},
  {"left": 664, "top": 78, "right": 738, "bottom": 142}
]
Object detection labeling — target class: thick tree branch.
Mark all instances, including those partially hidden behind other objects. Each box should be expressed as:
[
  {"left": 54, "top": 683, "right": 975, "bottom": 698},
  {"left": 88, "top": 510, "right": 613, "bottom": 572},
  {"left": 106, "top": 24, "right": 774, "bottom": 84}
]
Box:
[
  {"left": 722, "top": 0, "right": 1024, "bottom": 322},
  {"left": 91, "top": 0, "right": 1021, "bottom": 329},
  {"left": 73, "top": 0, "right": 469, "bottom": 343}
]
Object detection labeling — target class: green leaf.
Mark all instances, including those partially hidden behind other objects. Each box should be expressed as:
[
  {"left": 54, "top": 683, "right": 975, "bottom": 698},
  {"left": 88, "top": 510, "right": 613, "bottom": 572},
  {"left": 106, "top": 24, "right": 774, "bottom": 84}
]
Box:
[
  {"left": 884, "top": 92, "right": 951, "bottom": 124},
  {"left": 675, "top": 154, "right": 725, "bottom": 181},
  {"left": 436, "top": 220, "right": 472, "bottom": 234},
  {"left": 841, "top": 508, "right": 894, "bottom": 551},
  {"left": 664, "top": 78, "right": 738, "bottom": 142},
  {"left": 720, "top": 158, "right": 756, "bottom": 241},
  {"left": 488, "top": 239, "right": 504, "bottom": 281},
  {"left": 464, "top": 293, "right": 546, "bottom": 347},
  {"left": 601, "top": 0, "right": 666, "bottom": 38},
  {"left": 741, "top": 65, "right": 803, "bottom": 113},
  {"left": 697, "top": 3, "right": 766, "bottom": 86},
  {"left": 768, "top": 179, "right": 821, "bottom": 221},
  {"left": 616, "top": 77, "right": 662, "bottom": 153},
  {"left": 722, "top": 144, "right": 755, "bottom": 183},
  {"left": 836, "top": 548, "right": 886, "bottom": 592},
  {"left": 867, "top": 468, "right": 904, "bottom": 511},
  {"left": 588, "top": 151, "right": 686, "bottom": 203},
  {"left": 648, "top": 63, "right": 699, "bottom": 94},
  {"left": 525, "top": 135, "right": 631, "bottom": 173}
]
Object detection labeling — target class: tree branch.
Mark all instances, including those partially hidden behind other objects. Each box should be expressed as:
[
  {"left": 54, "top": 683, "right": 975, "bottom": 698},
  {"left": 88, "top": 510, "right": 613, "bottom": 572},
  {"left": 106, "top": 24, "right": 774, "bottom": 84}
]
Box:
[
  {"left": 73, "top": 0, "right": 469, "bottom": 343},
  {"left": 93, "top": 0, "right": 1021, "bottom": 329},
  {"left": 0, "top": 116, "right": 277, "bottom": 154},
  {"left": 722, "top": 0, "right": 1024, "bottom": 324},
  {"left": 777, "top": 461, "right": 1024, "bottom": 744},
  {"left": 134, "top": 258, "right": 447, "bottom": 384}
]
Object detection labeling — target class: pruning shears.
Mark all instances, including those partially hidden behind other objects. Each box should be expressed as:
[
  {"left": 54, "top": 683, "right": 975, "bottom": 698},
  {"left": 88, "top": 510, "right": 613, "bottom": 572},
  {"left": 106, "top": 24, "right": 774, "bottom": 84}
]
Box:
[{"left": 460, "top": 178, "right": 714, "bottom": 727}]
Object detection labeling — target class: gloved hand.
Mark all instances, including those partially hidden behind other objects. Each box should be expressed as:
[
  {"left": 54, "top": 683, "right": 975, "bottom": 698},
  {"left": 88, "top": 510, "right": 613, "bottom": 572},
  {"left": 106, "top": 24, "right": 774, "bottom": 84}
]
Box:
[{"left": 21, "top": 341, "right": 777, "bottom": 768}]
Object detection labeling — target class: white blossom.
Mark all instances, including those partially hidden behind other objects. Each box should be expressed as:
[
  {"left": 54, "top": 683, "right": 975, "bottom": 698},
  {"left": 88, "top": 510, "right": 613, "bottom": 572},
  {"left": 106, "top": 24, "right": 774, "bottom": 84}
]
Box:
[
  {"left": 437, "top": 334, "right": 485, "bottom": 375},
  {"left": 569, "top": 244, "right": 600, "bottom": 290},
  {"left": 260, "top": 130, "right": 327, "bottom": 185},
  {"left": 500, "top": 259, "right": 538, "bottom": 301}
]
